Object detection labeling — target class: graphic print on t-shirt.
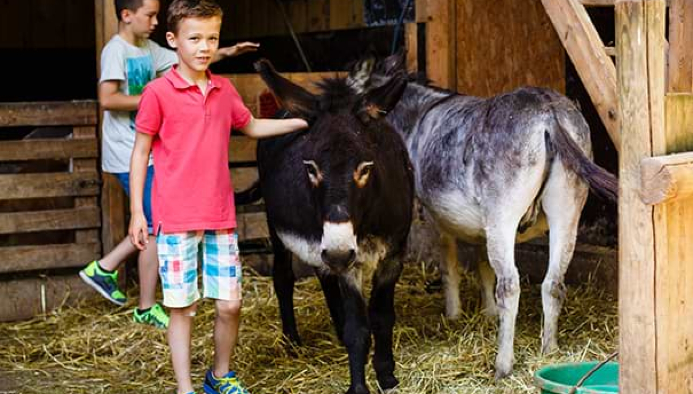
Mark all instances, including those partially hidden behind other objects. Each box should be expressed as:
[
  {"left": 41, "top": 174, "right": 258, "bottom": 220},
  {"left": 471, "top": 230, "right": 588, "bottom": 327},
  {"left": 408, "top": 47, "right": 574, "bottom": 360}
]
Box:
[{"left": 126, "top": 56, "right": 154, "bottom": 128}]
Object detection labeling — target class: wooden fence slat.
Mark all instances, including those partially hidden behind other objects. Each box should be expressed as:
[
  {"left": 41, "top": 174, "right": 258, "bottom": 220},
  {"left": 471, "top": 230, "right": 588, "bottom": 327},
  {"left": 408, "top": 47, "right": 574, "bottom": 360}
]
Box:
[
  {"left": 0, "top": 273, "right": 93, "bottom": 322},
  {"left": 229, "top": 136, "right": 257, "bottom": 163},
  {"left": 0, "top": 207, "right": 100, "bottom": 235},
  {"left": 0, "top": 101, "right": 97, "bottom": 127},
  {"left": 0, "top": 139, "right": 97, "bottom": 161},
  {"left": 0, "top": 243, "right": 101, "bottom": 274},
  {"left": 0, "top": 172, "right": 100, "bottom": 200}
]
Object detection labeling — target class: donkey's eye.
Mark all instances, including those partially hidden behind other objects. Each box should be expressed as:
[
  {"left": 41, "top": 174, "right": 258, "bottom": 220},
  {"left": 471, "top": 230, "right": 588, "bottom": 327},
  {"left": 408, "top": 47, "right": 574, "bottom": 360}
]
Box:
[
  {"left": 354, "top": 161, "right": 374, "bottom": 188},
  {"left": 303, "top": 160, "right": 322, "bottom": 187}
]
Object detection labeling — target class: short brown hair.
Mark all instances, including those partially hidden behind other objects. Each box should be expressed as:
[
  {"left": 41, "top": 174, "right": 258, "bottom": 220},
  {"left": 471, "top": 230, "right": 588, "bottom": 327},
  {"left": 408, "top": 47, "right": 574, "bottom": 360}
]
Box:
[
  {"left": 167, "top": 0, "right": 223, "bottom": 33},
  {"left": 115, "top": 0, "right": 144, "bottom": 21}
]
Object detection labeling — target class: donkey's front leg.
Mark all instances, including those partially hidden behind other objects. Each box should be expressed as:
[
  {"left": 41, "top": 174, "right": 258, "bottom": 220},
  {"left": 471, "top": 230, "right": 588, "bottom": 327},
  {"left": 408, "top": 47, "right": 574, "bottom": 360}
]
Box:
[
  {"left": 440, "top": 233, "right": 462, "bottom": 319},
  {"left": 340, "top": 273, "right": 371, "bottom": 394},
  {"left": 369, "top": 260, "right": 403, "bottom": 391},
  {"left": 486, "top": 223, "right": 521, "bottom": 380}
]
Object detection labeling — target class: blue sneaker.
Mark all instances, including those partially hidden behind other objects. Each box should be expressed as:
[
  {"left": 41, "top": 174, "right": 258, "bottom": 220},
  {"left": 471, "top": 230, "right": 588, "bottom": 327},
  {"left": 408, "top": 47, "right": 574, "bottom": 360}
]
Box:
[
  {"left": 203, "top": 370, "right": 250, "bottom": 394},
  {"left": 79, "top": 260, "right": 127, "bottom": 306}
]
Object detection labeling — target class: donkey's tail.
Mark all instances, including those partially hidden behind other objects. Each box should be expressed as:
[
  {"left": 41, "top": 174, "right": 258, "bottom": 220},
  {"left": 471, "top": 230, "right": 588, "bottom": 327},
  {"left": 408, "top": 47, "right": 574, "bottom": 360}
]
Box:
[
  {"left": 550, "top": 112, "right": 618, "bottom": 202},
  {"left": 234, "top": 180, "right": 263, "bottom": 205}
]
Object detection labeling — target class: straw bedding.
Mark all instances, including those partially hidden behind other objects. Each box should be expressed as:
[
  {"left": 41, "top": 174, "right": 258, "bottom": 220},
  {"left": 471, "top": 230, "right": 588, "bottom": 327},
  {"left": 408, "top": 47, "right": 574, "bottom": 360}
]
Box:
[{"left": 0, "top": 261, "right": 617, "bottom": 394}]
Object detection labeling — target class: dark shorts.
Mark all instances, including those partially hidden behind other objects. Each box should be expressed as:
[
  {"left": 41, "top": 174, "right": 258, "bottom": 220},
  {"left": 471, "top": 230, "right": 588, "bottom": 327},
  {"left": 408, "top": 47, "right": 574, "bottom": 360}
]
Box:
[{"left": 113, "top": 165, "right": 154, "bottom": 233}]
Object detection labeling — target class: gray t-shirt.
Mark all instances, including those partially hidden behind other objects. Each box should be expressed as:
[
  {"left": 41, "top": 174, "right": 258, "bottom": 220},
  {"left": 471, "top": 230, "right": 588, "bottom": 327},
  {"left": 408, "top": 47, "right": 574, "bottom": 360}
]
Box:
[{"left": 100, "top": 35, "right": 178, "bottom": 173}]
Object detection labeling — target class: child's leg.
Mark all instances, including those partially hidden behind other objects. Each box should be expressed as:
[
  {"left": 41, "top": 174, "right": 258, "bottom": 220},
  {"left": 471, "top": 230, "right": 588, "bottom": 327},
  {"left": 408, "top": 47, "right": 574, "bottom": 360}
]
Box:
[
  {"left": 158, "top": 230, "right": 201, "bottom": 393},
  {"left": 98, "top": 236, "right": 138, "bottom": 271},
  {"left": 213, "top": 299, "right": 242, "bottom": 377},
  {"left": 202, "top": 229, "right": 243, "bottom": 377},
  {"left": 137, "top": 235, "right": 159, "bottom": 310},
  {"left": 169, "top": 303, "right": 198, "bottom": 394}
]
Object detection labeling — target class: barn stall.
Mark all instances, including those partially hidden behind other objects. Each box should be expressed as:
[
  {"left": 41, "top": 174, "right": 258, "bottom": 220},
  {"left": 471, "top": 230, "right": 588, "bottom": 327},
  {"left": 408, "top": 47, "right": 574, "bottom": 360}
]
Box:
[{"left": 0, "top": 0, "right": 690, "bottom": 393}]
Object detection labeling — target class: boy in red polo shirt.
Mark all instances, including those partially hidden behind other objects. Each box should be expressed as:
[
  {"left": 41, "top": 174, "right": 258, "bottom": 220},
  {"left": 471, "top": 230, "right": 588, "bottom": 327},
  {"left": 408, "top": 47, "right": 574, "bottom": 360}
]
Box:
[{"left": 128, "top": 1, "right": 308, "bottom": 393}]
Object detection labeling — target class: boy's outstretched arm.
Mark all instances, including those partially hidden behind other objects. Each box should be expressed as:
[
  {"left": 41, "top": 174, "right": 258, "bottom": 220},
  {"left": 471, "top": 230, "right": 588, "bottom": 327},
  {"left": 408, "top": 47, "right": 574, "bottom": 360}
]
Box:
[
  {"left": 240, "top": 116, "right": 309, "bottom": 139},
  {"left": 213, "top": 42, "right": 260, "bottom": 63},
  {"left": 128, "top": 132, "right": 154, "bottom": 250}
]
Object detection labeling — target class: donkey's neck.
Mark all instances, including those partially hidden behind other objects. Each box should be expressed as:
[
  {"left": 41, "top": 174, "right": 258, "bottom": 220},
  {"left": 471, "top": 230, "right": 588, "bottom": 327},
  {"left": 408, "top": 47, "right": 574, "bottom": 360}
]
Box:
[{"left": 388, "top": 83, "right": 453, "bottom": 140}]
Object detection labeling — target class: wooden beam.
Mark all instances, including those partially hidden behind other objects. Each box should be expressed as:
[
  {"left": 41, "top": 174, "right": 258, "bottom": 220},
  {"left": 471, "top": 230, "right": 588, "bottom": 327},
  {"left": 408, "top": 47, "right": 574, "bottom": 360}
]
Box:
[
  {"left": 616, "top": 0, "right": 664, "bottom": 392},
  {"left": 542, "top": 0, "right": 620, "bottom": 150},
  {"left": 604, "top": 46, "right": 616, "bottom": 57},
  {"left": 0, "top": 274, "right": 93, "bottom": 322},
  {"left": 641, "top": 152, "right": 693, "bottom": 204},
  {"left": 425, "top": 0, "right": 456, "bottom": 90},
  {"left": 0, "top": 139, "right": 97, "bottom": 161},
  {"left": 0, "top": 101, "right": 97, "bottom": 127},
  {"left": 0, "top": 243, "right": 101, "bottom": 274},
  {"left": 0, "top": 172, "right": 100, "bottom": 200},
  {"left": 0, "top": 207, "right": 101, "bottom": 235},
  {"left": 668, "top": 0, "right": 693, "bottom": 92},
  {"left": 580, "top": 0, "right": 616, "bottom": 6}
]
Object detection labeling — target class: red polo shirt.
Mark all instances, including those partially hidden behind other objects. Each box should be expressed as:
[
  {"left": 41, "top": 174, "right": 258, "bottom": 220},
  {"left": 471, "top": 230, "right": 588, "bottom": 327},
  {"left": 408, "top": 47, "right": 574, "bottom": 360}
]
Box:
[{"left": 136, "top": 66, "right": 252, "bottom": 233}]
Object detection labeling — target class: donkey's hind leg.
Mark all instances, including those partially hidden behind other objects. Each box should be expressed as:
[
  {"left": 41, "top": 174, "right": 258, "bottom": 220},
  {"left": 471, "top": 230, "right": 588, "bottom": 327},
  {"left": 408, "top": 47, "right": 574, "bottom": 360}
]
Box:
[
  {"left": 540, "top": 165, "right": 589, "bottom": 354},
  {"left": 440, "top": 232, "right": 462, "bottom": 319},
  {"left": 485, "top": 217, "right": 522, "bottom": 380},
  {"left": 475, "top": 246, "right": 498, "bottom": 317}
]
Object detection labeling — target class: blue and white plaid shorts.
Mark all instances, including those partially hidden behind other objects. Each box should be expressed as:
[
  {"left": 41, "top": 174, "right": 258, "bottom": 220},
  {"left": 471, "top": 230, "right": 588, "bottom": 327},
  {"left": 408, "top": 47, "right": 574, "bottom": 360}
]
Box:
[{"left": 156, "top": 229, "right": 242, "bottom": 308}]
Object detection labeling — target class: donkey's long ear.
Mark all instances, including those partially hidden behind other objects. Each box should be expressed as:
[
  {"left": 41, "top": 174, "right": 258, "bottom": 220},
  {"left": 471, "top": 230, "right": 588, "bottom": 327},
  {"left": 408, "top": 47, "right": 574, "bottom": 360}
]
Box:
[
  {"left": 254, "top": 59, "right": 317, "bottom": 119},
  {"left": 346, "top": 56, "right": 376, "bottom": 94},
  {"left": 357, "top": 72, "right": 407, "bottom": 122}
]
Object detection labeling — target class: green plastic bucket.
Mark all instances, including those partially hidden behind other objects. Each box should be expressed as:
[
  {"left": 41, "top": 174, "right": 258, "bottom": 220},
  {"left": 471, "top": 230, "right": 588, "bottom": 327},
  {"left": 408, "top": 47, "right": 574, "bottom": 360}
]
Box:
[{"left": 534, "top": 362, "right": 619, "bottom": 394}]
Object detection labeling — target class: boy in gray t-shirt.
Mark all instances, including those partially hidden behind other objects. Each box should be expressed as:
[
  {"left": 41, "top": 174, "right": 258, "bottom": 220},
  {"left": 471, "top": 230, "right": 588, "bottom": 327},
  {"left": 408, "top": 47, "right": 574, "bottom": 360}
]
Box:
[{"left": 80, "top": 0, "right": 258, "bottom": 328}]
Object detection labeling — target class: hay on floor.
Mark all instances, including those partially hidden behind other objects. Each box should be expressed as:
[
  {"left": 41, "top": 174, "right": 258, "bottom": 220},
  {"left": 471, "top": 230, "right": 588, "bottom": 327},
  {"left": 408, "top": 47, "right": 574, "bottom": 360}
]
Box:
[{"left": 0, "top": 261, "right": 617, "bottom": 394}]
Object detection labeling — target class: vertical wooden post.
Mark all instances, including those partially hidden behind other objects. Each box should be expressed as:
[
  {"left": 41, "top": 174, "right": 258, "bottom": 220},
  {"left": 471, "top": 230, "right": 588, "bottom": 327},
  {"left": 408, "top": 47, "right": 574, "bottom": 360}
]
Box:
[
  {"left": 668, "top": 0, "right": 693, "bottom": 92},
  {"left": 616, "top": 0, "right": 662, "bottom": 393},
  {"left": 425, "top": 0, "right": 455, "bottom": 89},
  {"left": 618, "top": 0, "right": 693, "bottom": 393},
  {"left": 94, "top": 1, "right": 125, "bottom": 255}
]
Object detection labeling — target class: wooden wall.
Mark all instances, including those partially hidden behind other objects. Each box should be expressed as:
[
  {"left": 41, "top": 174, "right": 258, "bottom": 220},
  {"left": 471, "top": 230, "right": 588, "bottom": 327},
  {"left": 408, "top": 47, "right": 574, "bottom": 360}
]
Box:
[
  {"left": 0, "top": 0, "right": 94, "bottom": 49},
  {"left": 455, "top": 0, "right": 565, "bottom": 97}
]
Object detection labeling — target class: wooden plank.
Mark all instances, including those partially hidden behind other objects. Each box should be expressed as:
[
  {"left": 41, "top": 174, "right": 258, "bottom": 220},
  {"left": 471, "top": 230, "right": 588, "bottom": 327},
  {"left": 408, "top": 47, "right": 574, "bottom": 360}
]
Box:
[
  {"left": 0, "top": 139, "right": 97, "bottom": 161},
  {"left": 237, "top": 211, "right": 269, "bottom": 241},
  {"left": 456, "top": 0, "right": 565, "bottom": 97},
  {"left": 641, "top": 152, "right": 693, "bottom": 204},
  {"left": 288, "top": 0, "right": 308, "bottom": 33},
  {"left": 0, "top": 101, "right": 97, "bottom": 127},
  {"left": 604, "top": 46, "right": 616, "bottom": 57},
  {"left": 616, "top": 1, "right": 663, "bottom": 393},
  {"left": 100, "top": 173, "right": 126, "bottom": 257},
  {"left": 668, "top": 0, "right": 693, "bottom": 92},
  {"left": 330, "top": 0, "right": 352, "bottom": 30},
  {"left": 542, "top": 0, "right": 620, "bottom": 151},
  {"left": 0, "top": 273, "right": 94, "bottom": 322},
  {"left": 0, "top": 243, "right": 100, "bottom": 274},
  {"left": 229, "top": 136, "right": 257, "bottom": 163},
  {"left": 653, "top": 91, "right": 693, "bottom": 392},
  {"left": 231, "top": 167, "right": 259, "bottom": 191},
  {"left": 580, "top": 0, "right": 615, "bottom": 6},
  {"left": 307, "top": 0, "right": 329, "bottom": 32},
  {"left": 0, "top": 172, "right": 100, "bottom": 200},
  {"left": 427, "top": 0, "right": 455, "bottom": 89},
  {"left": 0, "top": 207, "right": 100, "bottom": 235},
  {"left": 72, "top": 127, "right": 101, "bottom": 245},
  {"left": 404, "top": 23, "right": 418, "bottom": 73}
]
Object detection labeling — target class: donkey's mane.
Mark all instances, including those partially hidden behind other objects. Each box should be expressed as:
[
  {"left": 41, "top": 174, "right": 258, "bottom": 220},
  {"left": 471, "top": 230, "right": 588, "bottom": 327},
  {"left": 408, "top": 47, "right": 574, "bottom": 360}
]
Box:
[{"left": 314, "top": 77, "right": 359, "bottom": 112}]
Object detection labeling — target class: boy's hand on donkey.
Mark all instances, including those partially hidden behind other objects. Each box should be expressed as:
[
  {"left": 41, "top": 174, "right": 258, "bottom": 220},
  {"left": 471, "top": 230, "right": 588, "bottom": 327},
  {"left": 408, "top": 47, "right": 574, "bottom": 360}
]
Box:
[{"left": 128, "top": 214, "right": 149, "bottom": 250}]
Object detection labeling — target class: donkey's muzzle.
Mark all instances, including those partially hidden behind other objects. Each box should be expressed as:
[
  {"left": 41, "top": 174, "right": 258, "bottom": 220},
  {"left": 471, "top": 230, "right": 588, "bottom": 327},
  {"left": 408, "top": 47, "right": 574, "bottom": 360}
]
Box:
[{"left": 321, "top": 249, "right": 356, "bottom": 270}]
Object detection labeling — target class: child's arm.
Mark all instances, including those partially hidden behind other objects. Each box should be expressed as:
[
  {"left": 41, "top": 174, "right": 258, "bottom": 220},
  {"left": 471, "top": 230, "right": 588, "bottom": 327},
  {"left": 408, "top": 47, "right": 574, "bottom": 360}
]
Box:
[
  {"left": 99, "top": 80, "right": 140, "bottom": 111},
  {"left": 240, "top": 116, "right": 309, "bottom": 139},
  {"left": 128, "top": 132, "right": 154, "bottom": 250},
  {"left": 212, "top": 42, "right": 260, "bottom": 63}
]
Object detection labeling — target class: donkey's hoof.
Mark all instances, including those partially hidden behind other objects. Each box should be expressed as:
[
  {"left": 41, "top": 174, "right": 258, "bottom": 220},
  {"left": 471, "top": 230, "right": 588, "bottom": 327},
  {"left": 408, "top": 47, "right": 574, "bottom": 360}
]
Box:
[
  {"left": 541, "top": 340, "right": 558, "bottom": 355},
  {"left": 494, "top": 367, "right": 513, "bottom": 380},
  {"left": 494, "top": 357, "right": 514, "bottom": 380},
  {"left": 346, "top": 384, "right": 370, "bottom": 394},
  {"left": 377, "top": 374, "right": 399, "bottom": 390}
]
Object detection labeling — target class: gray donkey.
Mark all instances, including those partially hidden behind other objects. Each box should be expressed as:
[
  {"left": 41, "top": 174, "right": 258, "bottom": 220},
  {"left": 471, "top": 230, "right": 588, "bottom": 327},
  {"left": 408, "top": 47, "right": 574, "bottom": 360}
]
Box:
[{"left": 358, "top": 55, "right": 617, "bottom": 378}]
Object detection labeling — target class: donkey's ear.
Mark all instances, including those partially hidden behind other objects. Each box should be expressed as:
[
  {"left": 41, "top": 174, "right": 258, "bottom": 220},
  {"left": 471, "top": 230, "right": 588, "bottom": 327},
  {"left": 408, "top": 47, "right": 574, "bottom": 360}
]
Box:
[
  {"left": 254, "top": 59, "right": 317, "bottom": 119},
  {"left": 357, "top": 72, "right": 407, "bottom": 122},
  {"left": 381, "top": 51, "right": 406, "bottom": 75},
  {"left": 346, "top": 56, "right": 376, "bottom": 94}
]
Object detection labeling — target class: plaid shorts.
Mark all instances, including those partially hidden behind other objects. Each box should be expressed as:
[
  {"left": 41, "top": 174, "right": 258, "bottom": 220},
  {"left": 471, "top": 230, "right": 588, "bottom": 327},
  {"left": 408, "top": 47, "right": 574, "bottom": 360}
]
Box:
[{"left": 156, "top": 228, "right": 242, "bottom": 308}]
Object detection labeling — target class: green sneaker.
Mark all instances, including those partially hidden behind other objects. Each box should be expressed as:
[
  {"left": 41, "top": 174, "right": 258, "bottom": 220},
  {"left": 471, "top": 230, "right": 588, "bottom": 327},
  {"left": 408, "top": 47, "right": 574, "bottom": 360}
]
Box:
[
  {"left": 133, "top": 303, "right": 169, "bottom": 329},
  {"left": 79, "top": 260, "right": 127, "bottom": 306},
  {"left": 204, "top": 370, "right": 250, "bottom": 394}
]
